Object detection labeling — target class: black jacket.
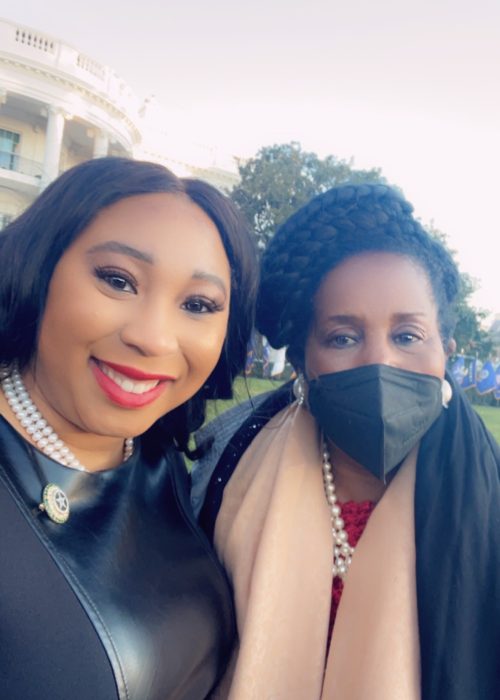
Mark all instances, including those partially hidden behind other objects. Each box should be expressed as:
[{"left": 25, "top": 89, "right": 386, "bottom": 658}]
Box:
[{"left": 0, "top": 417, "right": 235, "bottom": 700}]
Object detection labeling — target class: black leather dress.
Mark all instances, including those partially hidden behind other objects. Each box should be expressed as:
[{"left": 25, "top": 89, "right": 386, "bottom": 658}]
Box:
[{"left": 0, "top": 417, "right": 235, "bottom": 700}]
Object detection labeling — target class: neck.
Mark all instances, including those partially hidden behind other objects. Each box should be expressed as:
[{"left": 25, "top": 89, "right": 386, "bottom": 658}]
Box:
[
  {"left": 328, "top": 441, "right": 387, "bottom": 504},
  {"left": 0, "top": 371, "right": 131, "bottom": 473}
]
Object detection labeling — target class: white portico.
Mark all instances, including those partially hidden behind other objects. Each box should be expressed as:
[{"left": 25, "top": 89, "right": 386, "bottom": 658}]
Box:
[
  {"left": 0, "top": 18, "right": 141, "bottom": 222},
  {"left": 0, "top": 18, "right": 241, "bottom": 228}
]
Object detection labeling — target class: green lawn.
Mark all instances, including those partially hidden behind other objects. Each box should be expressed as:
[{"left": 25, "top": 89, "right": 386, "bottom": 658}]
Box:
[
  {"left": 207, "top": 377, "right": 500, "bottom": 444},
  {"left": 205, "top": 376, "right": 282, "bottom": 423},
  {"left": 474, "top": 406, "right": 500, "bottom": 443}
]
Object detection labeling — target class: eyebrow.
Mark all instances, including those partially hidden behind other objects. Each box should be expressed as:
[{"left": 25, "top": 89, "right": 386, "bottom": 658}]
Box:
[
  {"left": 391, "top": 312, "right": 428, "bottom": 321},
  {"left": 87, "top": 241, "right": 154, "bottom": 264},
  {"left": 326, "top": 314, "right": 360, "bottom": 324},
  {"left": 192, "top": 270, "right": 228, "bottom": 298},
  {"left": 326, "top": 312, "right": 428, "bottom": 323},
  {"left": 87, "top": 243, "right": 228, "bottom": 296}
]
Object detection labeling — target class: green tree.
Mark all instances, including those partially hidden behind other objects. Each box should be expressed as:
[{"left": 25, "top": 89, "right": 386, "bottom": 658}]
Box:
[
  {"left": 231, "top": 142, "right": 385, "bottom": 249},
  {"left": 425, "top": 224, "right": 493, "bottom": 359},
  {"left": 452, "top": 273, "right": 493, "bottom": 358},
  {"left": 233, "top": 142, "right": 490, "bottom": 359}
]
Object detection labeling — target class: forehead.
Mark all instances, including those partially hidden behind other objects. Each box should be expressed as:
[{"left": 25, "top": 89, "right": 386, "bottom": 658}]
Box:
[
  {"left": 313, "top": 252, "right": 437, "bottom": 318},
  {"left": 81, "top": 192, "right": 215, "bottom": 243},
  {"left": 68, "top": 192, "right": 230, "bottom": 275}
]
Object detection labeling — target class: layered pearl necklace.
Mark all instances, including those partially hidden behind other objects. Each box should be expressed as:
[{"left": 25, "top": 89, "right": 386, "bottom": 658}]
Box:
[
  {"left": 1, "top": 369, "right": 134, "bottom": 472},
  {"left": 321, "top": 441, "right": 354, "bottom": 580}
]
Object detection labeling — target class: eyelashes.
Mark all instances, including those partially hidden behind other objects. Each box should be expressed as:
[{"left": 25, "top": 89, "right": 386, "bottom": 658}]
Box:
[
  {"left": 323, "top": 328, "right": 426, "bottom": 349},
  {"left": 393, "top": 331, "right": 425, "bottom": 345},
  {"left": 94, "top": 266, "right": 137, "bottom": 294},
  {"left": 93, "top": 266, "right": 225, "bottom": 314},
  {"left": 325, "top": 333, "right": 358, "bottom": 348},
  {"left": 182, "top": 297, "right": 225, "bottom": 314}
]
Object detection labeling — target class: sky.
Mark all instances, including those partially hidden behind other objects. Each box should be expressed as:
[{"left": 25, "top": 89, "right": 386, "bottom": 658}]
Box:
[{"left": 3, "top": 0, "right": 499, "bottom": 316}]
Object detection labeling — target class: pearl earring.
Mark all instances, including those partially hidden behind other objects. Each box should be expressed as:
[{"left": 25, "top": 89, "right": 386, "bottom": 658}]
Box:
[
  {"left": 441, "top": 379, "right": 453, "bottom": 408},
  {"left": 293, "top": 373, "right": 306, "bottom": 406}
]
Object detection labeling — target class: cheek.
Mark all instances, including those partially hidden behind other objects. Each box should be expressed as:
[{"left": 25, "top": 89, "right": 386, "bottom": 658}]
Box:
[
  {"left": 304, "top": 337, "right": 331, "bottom": 378},
  {"left": 38, "top": 266, "right": 95, "bottom": 348},
  {"left": 188, "top": 315, "right": 230, "bottom": 372},
  {"left": 38, "top": 293, "right": 115, "bottom": 364},
  {"left": 430, "top": 349, "right": 447, "bottom": 379}
]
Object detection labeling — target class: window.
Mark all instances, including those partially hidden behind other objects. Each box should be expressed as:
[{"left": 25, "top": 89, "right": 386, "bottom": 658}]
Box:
[{"left": 0, "top": 129, "right": 20, "bottom": 171}]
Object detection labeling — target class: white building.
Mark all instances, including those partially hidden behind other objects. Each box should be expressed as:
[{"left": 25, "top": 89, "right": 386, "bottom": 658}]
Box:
[{"left": 0, "top": 18, "right": 240, "bottom": 228}]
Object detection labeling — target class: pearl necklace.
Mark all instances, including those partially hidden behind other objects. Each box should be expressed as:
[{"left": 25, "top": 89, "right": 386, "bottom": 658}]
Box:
[
  {"left": 1, "top": 369, "right": 134, "bottom": 472},
  {"left": 321, "top": 441, "right": 354, "bottom": 580}
]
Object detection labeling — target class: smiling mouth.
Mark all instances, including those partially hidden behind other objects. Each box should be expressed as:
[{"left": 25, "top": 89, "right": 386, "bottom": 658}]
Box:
[
  {"left": 90, "top": 359, "right": 173, "bottom": 409},
  {"left": 98, "top": 362, "right": 160, "bottom": 394}
]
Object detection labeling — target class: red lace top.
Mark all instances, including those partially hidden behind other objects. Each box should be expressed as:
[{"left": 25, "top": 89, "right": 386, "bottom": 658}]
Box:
[{"left": 327, "top": 500, "right": 376, "bottom": 645}]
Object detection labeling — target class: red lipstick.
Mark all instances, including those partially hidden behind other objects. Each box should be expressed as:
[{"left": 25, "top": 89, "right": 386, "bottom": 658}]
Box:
[
  {"left": 90, "top": 360, "right": 173, "bottom": 409},
  {"left": 98, "top": 360, "right": 175, "bottom": 381}
]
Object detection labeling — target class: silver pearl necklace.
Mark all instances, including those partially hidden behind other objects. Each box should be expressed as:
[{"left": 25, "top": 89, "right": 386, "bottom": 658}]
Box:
[
  {"left": 1, "top": 369, "right": 134, "bottom": 525},
  {"left": 321, "top": 441, "right": 354, "bottom": 580},
  {"left": 1, "top": 369, "right": 134, "bottom": 472},
  {"left": 1, "top": 369, "right": 133, "bottom": 472}
]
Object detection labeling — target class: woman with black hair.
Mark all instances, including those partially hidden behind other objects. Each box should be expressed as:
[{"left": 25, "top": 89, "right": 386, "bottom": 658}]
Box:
[
  {"left": 197, "top": 184, "right": 500, "bottom": 699},
  {"left": 0, "top": 156, "right": 258, "bottom": 699}
]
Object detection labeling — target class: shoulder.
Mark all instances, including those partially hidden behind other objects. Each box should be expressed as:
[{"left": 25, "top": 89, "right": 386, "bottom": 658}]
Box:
[
  {"left": 416, "top": 378, "right": 500, "bottom": 517},
  {"left": 195, "top": 384, "right": 294, "bottom": 539},
  {"left": 191, "top": 385, "right": 294, "bottom": 520},
  {"left": 190, "top": 392, "right": 272, "bottom": 518}
]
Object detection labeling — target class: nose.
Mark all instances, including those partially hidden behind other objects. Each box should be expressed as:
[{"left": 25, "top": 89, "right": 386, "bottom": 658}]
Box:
[
  {"left": 360, "top": 335, "right": 400, "bottom": 369},
  {"left": 120, "top": 301, "right": 180, "bottom": 358}
]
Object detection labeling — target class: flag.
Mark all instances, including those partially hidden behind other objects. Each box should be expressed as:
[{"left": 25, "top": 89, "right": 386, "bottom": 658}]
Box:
[
  {"left": 476, "top": 360, "right": 496, "bottom": 395},
  {"left": 450, "top": 356, "right": 466, "bottom": 386},
  {"left": 245, "top": 332, "right": 256, "bottom": 375},
  {"left": 461, "top": 358, "right": 477, "bottom": 390},
  {"left": 450, "top": 355, "right": 476, "bottom": 389},
  {"left": 495, "top": 364, "right": 500, "bottom": 401}
]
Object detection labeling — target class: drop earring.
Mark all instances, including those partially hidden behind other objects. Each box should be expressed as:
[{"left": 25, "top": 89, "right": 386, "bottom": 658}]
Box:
[
  {"left": 293, "top": 372, "right": 306, "bottom": 406},
  {"left": 441, "top": 379, "right": 453, "bottom": 408}
]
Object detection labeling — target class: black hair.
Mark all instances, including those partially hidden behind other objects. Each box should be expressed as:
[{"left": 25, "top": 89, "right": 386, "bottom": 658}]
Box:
[
  {"left": 0, "top": 156, "right": 258, "bottom": 456},
  {"left": 256, "top": 183, "right": 461, "bottom": 366}
]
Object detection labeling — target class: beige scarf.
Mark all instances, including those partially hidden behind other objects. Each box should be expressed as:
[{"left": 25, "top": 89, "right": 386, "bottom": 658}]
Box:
[{"left": 213, "top": 404, "right": 421, "bottom": 699}]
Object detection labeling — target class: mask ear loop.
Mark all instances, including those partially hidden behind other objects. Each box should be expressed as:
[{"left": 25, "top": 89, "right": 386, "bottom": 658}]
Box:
[{"left": 441, "top": 379, "right": 453, "bottom": 408}]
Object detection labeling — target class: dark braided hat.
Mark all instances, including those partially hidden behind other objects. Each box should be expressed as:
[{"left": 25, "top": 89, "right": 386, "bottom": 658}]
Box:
[{"left": 256, "top": 183, "right": 460, "bottom": 356}]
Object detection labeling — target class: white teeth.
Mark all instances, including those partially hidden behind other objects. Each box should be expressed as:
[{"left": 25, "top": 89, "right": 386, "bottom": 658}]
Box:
[{"left": 99, "top": 364, "right": 159, "bottom": 394}]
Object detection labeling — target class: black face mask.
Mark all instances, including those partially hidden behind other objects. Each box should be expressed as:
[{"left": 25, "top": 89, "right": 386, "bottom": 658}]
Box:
[{"left": 307, "top": 364, "right": 443, "bottom": 482}]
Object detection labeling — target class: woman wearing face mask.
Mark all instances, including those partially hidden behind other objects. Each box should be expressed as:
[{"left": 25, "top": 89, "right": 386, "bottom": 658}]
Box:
[
  {"left": 0, "top": 157, "right": 258, "bottom": 699},
  {"left": 197, "top": 184, "right": 500, "bottom": 699}
]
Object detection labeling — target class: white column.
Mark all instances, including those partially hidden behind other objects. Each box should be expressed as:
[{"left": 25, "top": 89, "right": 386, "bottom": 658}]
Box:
[
  {"left": 93, "top": 130, "right": 109, "bottom": 158},
  {"left": 41, "top": 106, "right": 65, "bottom": 187}
]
